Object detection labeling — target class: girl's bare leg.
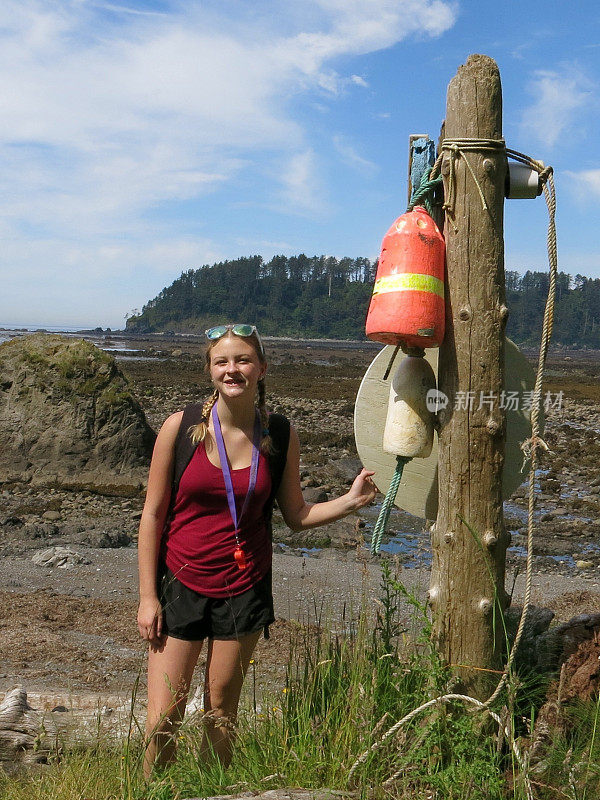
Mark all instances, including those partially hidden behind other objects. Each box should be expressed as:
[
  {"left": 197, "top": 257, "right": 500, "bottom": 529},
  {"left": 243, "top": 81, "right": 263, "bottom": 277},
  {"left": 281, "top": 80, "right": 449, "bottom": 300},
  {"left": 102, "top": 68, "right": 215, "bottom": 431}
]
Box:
[
  {"left": 201, "top": 631, "right": 261, "bottom": 766},
  {"left": 144, "top": 636, "right": 203, "bottom": 779}
]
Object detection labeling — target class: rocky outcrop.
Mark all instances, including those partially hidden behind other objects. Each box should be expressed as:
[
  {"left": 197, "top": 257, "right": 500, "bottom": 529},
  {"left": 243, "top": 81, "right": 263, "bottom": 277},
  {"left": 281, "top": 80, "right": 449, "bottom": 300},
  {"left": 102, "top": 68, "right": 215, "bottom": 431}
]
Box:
[
  {"left": 505, "top": 606, "right": 600, "bottom": 675},
  {"left": 0, "top": 334, "right": 155, "bottom": 495},
  {"left": 526, "top": 619, "right": 600, "bottom": 777}
]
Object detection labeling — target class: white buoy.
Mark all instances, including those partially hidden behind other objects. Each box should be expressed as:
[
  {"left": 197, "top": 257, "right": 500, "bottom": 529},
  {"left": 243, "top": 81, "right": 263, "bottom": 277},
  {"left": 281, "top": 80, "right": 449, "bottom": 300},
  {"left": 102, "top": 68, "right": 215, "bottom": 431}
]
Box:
[{"left": 383, "top": 355, "right": 436, "bottom": 458}]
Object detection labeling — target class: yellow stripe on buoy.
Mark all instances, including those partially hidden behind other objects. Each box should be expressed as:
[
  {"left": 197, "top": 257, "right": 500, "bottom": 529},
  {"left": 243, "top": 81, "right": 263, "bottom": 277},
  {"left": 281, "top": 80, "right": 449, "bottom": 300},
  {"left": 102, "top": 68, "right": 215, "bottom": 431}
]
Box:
[{"left": 373, "top": 272, "right": 444, "bottom": 298}]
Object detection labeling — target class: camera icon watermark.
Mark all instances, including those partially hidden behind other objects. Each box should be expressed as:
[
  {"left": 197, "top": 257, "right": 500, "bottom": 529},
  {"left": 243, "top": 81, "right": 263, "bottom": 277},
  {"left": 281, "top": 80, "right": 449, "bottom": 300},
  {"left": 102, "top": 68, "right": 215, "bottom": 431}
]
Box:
[{"left": 426, "top": 389, "right": 449, "bottom": 413}]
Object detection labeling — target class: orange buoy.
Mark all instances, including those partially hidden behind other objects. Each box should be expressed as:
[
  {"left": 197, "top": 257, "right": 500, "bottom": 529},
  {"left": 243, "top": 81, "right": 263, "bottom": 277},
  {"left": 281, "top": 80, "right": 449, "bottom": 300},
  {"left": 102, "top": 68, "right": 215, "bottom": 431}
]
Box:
[{"left": 365, "top": 206, "right": 445, "bottom": 348}]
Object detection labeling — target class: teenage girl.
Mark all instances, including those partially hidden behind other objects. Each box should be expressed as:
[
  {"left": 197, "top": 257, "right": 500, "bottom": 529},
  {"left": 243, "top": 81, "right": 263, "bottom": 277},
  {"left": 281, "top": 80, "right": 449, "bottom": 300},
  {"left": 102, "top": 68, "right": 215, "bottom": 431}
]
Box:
[{"left": 137, "top": 324, "right": 376, "bottom": 776}]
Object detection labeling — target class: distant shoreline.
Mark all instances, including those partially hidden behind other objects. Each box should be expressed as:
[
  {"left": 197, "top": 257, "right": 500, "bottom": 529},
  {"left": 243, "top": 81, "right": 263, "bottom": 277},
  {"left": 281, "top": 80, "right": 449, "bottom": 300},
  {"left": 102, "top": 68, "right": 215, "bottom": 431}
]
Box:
[
  {"left": 3, "top": 326, "right": 600, "bottom": 359},
  {"left": 0, "top": 325, "right": 384, "bottom": 352}
]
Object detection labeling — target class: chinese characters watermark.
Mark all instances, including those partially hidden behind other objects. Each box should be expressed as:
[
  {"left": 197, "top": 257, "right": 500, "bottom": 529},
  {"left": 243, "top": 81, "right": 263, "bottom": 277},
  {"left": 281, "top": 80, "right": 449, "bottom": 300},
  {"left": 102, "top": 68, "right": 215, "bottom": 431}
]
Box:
[{"left": 426, "top": 389, "right": 563, "bottom": 413}]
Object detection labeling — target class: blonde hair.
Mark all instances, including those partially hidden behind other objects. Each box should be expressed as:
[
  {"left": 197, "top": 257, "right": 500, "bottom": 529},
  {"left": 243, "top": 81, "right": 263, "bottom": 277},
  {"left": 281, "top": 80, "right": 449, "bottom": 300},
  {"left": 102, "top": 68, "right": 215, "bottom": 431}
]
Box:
[{"left": 188, "top": 331, "right": 273, "bottom": 453}]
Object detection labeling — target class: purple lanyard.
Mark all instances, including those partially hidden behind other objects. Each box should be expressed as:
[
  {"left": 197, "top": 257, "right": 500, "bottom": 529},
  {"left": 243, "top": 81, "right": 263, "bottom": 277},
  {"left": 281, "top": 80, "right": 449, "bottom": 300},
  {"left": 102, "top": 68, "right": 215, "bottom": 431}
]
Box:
[{"left": 212, "top": 404, "right": 261, "bottom": 537}]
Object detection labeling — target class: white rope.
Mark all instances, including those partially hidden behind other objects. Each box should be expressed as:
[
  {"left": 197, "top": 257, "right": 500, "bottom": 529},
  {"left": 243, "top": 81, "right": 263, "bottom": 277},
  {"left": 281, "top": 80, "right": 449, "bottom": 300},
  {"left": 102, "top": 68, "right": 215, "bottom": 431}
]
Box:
[
  {"left": 348, "top": 692, "right": 533, "bottom": 800},
  {"left": 348, "top": 145, "right": 557, "bottom": 797},
  {"left": 485, "top": 156, "right": 556, "bottom": 707}
]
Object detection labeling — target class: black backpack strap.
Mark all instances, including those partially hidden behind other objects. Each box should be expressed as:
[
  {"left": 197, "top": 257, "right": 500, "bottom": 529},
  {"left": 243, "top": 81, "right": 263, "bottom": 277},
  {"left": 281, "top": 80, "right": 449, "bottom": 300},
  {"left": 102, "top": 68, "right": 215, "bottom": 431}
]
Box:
[
  {"left": 161, "top": 404, "right": 204, "bottom": 555},
  {"left": 172, "top": 403, "right": 205, "bottom": 498},
  {"left": 265, "top": 412, "right": 291, "bottom": 516}
]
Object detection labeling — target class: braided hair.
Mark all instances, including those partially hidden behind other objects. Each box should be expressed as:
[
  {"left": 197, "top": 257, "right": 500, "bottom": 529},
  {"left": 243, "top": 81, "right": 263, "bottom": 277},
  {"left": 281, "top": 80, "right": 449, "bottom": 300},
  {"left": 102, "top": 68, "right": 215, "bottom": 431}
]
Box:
[
  {"left": 188, "top": 388, "right": 218, "bottom": 446},
  {"left": 188, "top": 330, "right": 273, "bottom": 453},
  {"left": 257, "top": 377, "right": 273, "bottom": 454}
]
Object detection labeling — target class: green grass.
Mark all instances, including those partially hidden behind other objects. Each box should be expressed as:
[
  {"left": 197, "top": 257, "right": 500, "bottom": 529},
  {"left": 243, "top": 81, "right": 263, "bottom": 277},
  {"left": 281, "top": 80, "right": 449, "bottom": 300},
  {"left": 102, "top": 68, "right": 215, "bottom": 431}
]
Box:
[
  {"left": 7, "top": 334, "right": 126, "bottom": 403},
  {"left": 0, "top": 749, "right": 128, "bottom": 800},
  {"left": 3, "top": 562, "right": 600, "bottom": 800}
]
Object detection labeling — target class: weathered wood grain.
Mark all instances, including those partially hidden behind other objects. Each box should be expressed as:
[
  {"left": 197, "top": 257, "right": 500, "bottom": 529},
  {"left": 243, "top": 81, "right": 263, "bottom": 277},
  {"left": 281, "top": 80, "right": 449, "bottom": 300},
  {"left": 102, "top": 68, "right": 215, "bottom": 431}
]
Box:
[{"left": 431, "top": 54, "right": 509, "bottom": 698}]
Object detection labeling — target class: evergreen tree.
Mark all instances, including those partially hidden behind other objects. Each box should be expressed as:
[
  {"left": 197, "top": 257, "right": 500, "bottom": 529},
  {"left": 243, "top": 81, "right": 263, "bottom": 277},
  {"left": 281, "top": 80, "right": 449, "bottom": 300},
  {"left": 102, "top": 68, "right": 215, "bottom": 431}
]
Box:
[{"left": 126, "top": 258, "right": 600, "bottom": 346}]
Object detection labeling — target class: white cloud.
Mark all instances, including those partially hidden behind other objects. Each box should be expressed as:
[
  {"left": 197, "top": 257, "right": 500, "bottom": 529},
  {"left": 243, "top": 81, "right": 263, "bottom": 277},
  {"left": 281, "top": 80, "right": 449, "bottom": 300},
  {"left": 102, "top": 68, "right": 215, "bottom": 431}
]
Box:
[
  {"left": 565, "top": 169, "right": 600, "bottom": 200},
  {"left": 278, "top": 150, "right": 328, "bottom": 215},
  {"left": 0, "top": 1, "right": 456, "bottom": 216},
  {"left": 304, "top": 0, "right": 456, "bottom": 48},
  {"left": 332, "top": 135, "right": 378, "bottom": 175},
  {"left": 91, "top": 2, "right": 170, "bottom": 18},
  {"left": 521, "top": 66, "right": 592, "bottom": 148},
  {"left": 272, "top": 0, "right": 456, "bottom": 88},
  {"left": 1, "top": 234, "right": 225, "bottom": 327},
  {"left": 0, "top": 0, "right": 457, "bottom": 323}
]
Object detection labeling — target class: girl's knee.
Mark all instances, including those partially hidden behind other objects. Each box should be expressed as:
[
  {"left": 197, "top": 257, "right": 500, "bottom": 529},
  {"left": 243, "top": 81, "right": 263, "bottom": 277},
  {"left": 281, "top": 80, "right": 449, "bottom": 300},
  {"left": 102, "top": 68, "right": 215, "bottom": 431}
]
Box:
[
  {"left": 204, "top": 680, "right": 242, "bottom": 715},
  {"left": 146, "top": 696, "right": 187, "bottom": 737}
]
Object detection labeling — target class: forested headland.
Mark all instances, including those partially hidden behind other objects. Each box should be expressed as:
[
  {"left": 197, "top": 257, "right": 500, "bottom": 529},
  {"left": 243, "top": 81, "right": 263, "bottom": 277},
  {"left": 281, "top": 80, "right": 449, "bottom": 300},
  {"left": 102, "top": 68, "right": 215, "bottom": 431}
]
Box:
[{"left": 125, "top": 255, "right": 600, "bottom": 347}]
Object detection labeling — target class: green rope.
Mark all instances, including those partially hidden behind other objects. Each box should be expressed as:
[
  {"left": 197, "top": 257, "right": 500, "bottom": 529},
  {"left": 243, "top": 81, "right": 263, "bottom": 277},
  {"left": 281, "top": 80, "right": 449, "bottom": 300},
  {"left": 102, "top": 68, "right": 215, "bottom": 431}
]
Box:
[
  {"left": 370, "top": 455, "right": 411, "bottom": 555},
  {"left": 407, "top": 166, "right": 443, "bottom": 215}
]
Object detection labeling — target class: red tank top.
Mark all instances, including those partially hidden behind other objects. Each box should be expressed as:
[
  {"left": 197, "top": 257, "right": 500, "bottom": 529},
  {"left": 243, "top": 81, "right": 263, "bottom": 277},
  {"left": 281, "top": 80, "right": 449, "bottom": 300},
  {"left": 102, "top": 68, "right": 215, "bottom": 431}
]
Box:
[{"left": 163, "top": 442, "right": 272, "bottom": 597}]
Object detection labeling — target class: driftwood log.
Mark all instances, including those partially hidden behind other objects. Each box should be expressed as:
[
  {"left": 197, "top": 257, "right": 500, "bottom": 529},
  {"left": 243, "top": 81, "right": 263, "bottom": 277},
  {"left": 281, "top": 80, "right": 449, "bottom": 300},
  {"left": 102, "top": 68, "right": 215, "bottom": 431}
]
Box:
[
  {"left": 0, "top": 683, "right": 209, "bottom": 767},
  {"left": 0, "top": 688, "right": 47, "bottom": 766},
  {"left": 0, "top": 686, "right": 134, "bottom": 767}
]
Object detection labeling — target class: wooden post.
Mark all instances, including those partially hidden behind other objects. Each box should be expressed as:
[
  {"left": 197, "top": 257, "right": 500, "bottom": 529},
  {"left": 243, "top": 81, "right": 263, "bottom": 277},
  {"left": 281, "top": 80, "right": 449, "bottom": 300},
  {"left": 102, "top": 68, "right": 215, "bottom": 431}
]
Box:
[{"left": 430, "top": 54, "right": 509, "bottom": 699}]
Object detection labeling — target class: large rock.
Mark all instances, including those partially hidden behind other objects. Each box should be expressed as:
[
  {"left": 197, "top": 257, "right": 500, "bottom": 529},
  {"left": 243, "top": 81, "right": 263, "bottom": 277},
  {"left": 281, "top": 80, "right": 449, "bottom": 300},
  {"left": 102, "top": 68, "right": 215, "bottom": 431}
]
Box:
[
  {"left": 318, "top": 456, "right": 362, "bottom": 485},
  {"left": 31, "top": 546, "right": 90, "bottom": 569},
  {"left": 506, "top": 605, "right": 600, "bottom": 675},
  {"left": 0, "top": 334, "right": 155, "bottom": 494},
  {"left": 527, "top": 614, "right": 600, "bottom": 775}
]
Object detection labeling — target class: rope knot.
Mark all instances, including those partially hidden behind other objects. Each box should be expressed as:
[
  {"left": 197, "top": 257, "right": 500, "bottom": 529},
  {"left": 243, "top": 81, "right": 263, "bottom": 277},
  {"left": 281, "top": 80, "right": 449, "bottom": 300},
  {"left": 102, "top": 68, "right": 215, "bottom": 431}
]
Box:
[
  {"left": 407, "top": 162, "right": 444, "bottom": 215},
  {"left": 520, "top": 435, "right": 551, "bottom": 471}
]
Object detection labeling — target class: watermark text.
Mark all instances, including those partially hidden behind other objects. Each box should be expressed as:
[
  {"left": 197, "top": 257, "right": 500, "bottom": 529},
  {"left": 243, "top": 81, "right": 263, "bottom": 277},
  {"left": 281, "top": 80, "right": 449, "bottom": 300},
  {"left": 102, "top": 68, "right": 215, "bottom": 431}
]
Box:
[{"left": 426, "top": 389, "right": 563, "bottom": 413}]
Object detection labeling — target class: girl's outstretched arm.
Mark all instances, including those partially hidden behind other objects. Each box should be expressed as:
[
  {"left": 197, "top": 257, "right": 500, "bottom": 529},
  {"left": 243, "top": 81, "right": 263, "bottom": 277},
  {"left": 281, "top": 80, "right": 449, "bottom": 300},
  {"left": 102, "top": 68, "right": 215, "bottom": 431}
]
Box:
[{"left": 276, "top": 425, "right": 376, "bottom": 531}]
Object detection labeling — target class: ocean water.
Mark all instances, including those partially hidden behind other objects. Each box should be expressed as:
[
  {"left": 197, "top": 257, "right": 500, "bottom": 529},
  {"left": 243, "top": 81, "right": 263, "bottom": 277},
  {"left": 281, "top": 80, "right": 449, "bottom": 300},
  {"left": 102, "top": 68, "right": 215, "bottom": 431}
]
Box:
[
  {"left": 0, "top": 325, "right": 147, "bottom": 359},
  {"left": 0, "top": 324, "right": 90, "bottom": 345},
  {"left": 1, "top": 323, "right": 89, "bottom": 332}
]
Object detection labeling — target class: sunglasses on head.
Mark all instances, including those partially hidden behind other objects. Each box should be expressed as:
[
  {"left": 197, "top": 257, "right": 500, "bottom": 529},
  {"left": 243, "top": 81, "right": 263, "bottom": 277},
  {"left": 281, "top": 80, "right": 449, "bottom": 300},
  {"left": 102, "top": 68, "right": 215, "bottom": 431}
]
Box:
[{"left": 205, "top": 324, "right": 264, "bottom": 355}]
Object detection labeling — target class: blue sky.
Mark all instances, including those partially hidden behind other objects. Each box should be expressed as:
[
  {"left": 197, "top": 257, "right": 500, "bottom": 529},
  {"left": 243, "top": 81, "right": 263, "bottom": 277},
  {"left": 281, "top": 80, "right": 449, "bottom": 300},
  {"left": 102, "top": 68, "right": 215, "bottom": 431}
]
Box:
[{"left": 1, "top": 0, "right": 599, "bottom": 329}]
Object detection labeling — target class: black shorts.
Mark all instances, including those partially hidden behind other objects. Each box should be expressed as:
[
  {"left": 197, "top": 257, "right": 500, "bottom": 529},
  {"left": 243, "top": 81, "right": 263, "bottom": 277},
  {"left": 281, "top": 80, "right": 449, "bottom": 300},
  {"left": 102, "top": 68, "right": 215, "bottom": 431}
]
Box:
[{"left": 159, "top": 567, "right": 275, "bottom": 642}]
